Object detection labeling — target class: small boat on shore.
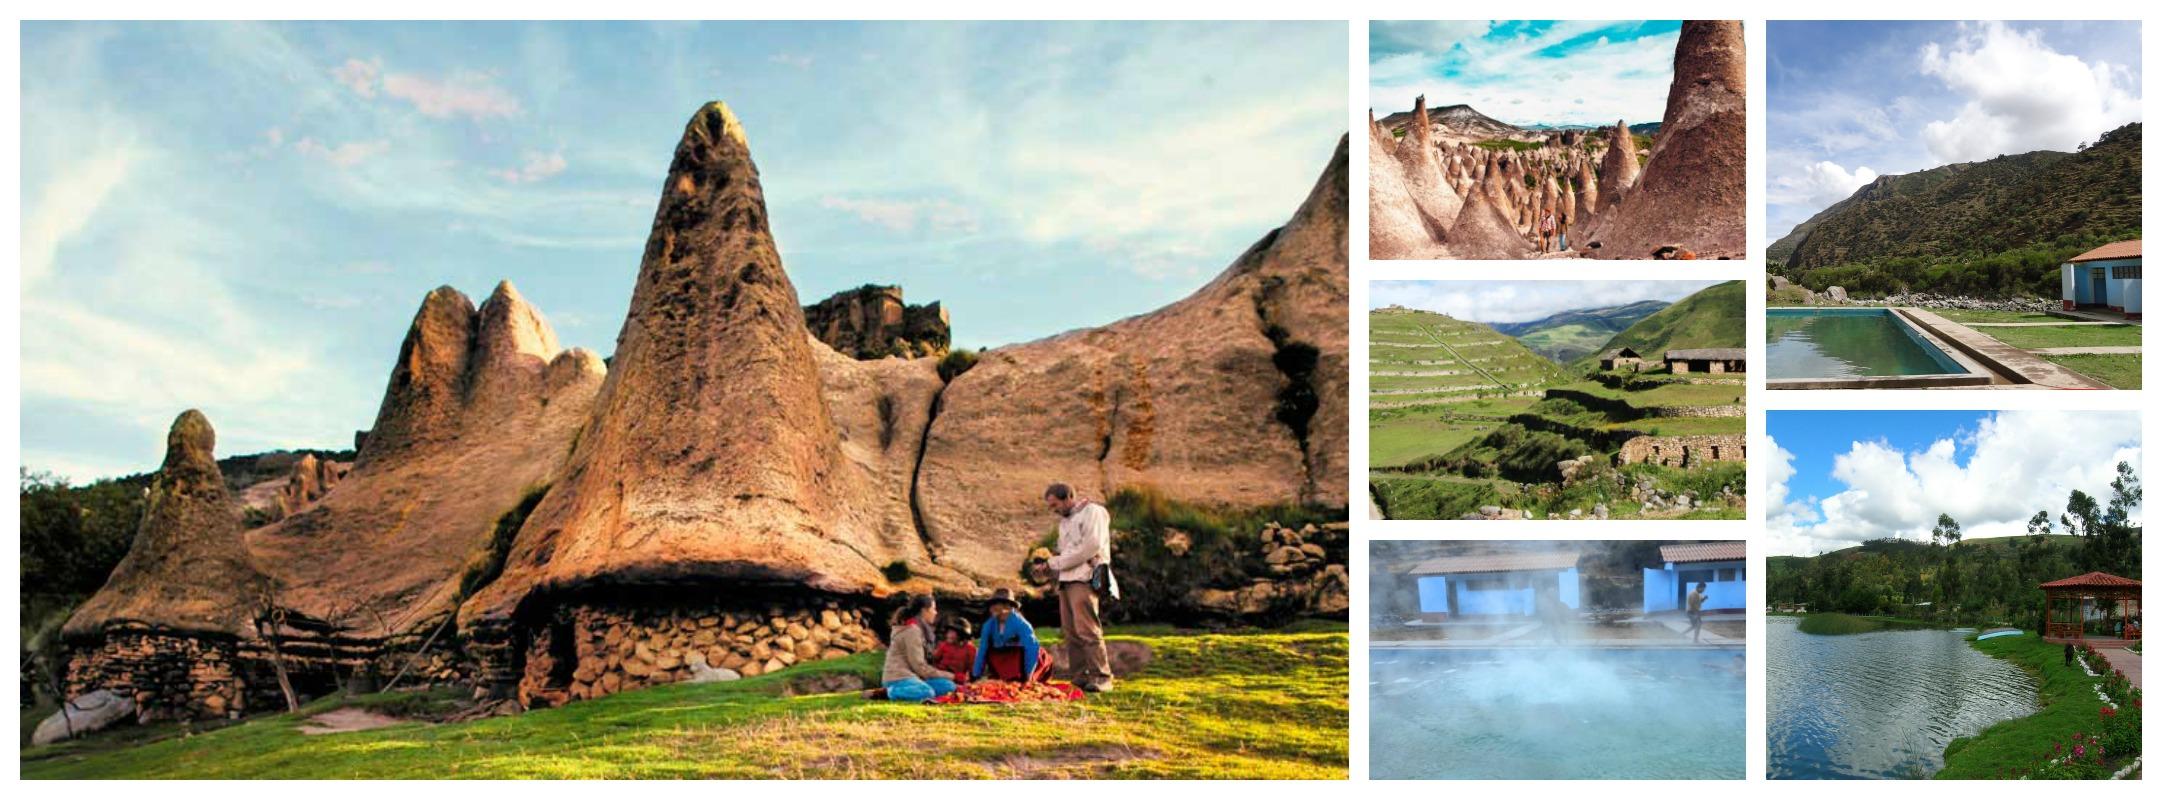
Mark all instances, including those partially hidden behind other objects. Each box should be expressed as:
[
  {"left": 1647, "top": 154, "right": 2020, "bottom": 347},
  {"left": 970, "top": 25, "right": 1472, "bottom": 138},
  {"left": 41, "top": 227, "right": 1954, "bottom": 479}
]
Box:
[{"left": 1976, "top": 628, "right": 2022, "bottom": 640}]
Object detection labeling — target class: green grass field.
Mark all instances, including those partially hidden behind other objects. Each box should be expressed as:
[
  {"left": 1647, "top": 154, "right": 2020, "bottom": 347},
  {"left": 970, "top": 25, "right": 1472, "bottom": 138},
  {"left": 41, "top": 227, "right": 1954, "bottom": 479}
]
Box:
[
  {"left": 2042, "top": 353, "right": 2143, "bottom": 389},
  {"left": 1933, "top": 309, "right": 2072, "bottom": 324},
  {"left": 1979, "top": 324, "right": 2144, "bottom": 350},
  {"left": 1939, "top": 634, "right": 2139, "bottom": 779},
  {"left": 21, "top": 626, "right": 1348, "bottom": 779},
  {"left": 1793, "top": 613, "right": 1945, "bottom": 636}
]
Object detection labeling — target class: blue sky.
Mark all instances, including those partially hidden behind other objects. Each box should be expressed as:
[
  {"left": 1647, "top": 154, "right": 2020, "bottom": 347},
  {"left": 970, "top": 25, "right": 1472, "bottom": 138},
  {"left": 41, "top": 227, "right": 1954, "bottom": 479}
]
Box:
[
  {"left": 18, "top": 21, "right": 1347, "bottom": 481},
  {"left": 1766, "top": 410, "right": 2143, "bottom": 556},
  {"left": 1368, "top": 20, "right": 1681, "bottom": 127},
  {"left": 1369, "top": 279, "right": 1722, "bottom": 325},
  {"left": 1767, "top": 20, "right": 2142, "bottom": 239}
]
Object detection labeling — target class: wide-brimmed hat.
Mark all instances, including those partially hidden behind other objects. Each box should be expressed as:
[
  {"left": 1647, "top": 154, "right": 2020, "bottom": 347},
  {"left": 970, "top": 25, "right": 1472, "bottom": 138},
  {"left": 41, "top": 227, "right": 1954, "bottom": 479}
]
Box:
[{"left": 987, "top": 587, "right": 1021, "bottom": 609}]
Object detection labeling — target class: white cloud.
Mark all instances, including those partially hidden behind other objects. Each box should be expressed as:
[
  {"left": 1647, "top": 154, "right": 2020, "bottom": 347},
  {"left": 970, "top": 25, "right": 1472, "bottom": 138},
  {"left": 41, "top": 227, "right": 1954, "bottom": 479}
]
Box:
[
  {"left": 494, "top": 150, "right": 568, "bottom": 184},
  {"left": 1368, "top": 21, "right": 1678, "bottom": 127},
  {"left": 20, "top": 145, "right": 138, "bottom": 282},
  {"left": 381, "top": 69, "right": 521, "bottom": 119},
  {"left": 1768, "top": 160, "right": 1878, "bottom": 210},
  {"left": 294, "top": 136, "right": 390, "bottom": 167},
  {"left": 1918, "top": 21, "right": 2142, "bottom": 164},
  {"left": 1769, "top": 411, "right": 2142, "bottom": 555},
  {"left": 818, "top": 195, "right": 979, "bottom": 235},
  {"left": 1368, "top": 280, "right": 1725, "bottom": 325},
  {"left": 332, "top": 56, "right": 382, "bottom": 98}
]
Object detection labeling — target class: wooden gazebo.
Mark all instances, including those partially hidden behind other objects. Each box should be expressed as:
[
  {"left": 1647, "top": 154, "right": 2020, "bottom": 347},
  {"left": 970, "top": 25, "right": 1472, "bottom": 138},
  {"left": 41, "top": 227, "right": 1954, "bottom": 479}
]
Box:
[{"left": 2040, "top": 572, "right": 2142, "bottom": 643}]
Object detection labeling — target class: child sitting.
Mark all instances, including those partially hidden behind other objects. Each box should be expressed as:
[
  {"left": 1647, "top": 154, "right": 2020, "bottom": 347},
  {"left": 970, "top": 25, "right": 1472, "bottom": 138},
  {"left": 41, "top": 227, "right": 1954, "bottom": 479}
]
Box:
[
  {"left": 931, "top": 618, "right": 977, "bottom": 682},
  {"left": 973, "top": 588, "right": 1055, "bottom": 683}
]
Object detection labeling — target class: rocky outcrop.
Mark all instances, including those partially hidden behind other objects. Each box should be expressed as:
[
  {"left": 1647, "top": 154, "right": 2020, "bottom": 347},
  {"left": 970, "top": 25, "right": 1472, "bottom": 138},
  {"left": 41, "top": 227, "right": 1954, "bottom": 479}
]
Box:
[
  {"left": 1369, "top": 113, "right": 1445, "bottom": 259},
  {"left": 1598, "top": 119, "right": 1641, "bottom": 195},
  {"left": 1583, "top": 21, "right": 1746, "bottom": 259},
  {"left": 461, "top": 103, "right": 959, "bottom": 637},
  {"left": 1445, "top": 190, "right": 1533, "bottom": 259},
  {"left": 274, "top": 454, "right": 347, "bottom": 519},
  {"left": 64, "top": 410, "right": 266, "bottom": 641},
  {"left": 803, "top": 284, "right": 951, "bottom": 359},
  {"left": 247, "top": 281, "right": 605, "bottom": 640},
  {"left": 915, "top": 136, "right": 1349, "bottom": 586}
]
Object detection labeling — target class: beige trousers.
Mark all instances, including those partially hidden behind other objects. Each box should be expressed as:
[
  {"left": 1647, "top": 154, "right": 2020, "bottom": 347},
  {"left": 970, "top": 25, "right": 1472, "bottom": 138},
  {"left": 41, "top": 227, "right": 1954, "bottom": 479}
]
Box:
[{"left": 1058, "top": 581, "right": 1112, "bottom": 686}]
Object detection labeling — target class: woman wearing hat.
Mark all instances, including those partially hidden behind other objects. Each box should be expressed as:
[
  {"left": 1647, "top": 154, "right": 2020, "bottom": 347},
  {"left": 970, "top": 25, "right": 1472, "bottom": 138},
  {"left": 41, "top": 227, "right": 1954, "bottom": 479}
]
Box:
[{"left": 972, "top": 588, "right": 1055, "bottom": 683}]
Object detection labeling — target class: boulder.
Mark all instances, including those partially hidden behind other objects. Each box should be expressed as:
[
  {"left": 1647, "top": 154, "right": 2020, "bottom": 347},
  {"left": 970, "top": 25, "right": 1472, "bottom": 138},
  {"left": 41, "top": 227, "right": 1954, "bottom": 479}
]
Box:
[
  {"left": 30, "top": 690, "right": 137, "bottom": 746},
  {"left": 1445, "top": 190, "right": 1534, "bottom": 259},
  {"left": 1827, "top": 286, "right": 1848, "bottom": 303}
]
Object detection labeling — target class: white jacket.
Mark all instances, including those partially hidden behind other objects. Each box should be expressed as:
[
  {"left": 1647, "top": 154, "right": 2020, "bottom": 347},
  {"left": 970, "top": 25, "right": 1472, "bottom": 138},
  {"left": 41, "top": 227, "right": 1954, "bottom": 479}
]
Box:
[{"left": 1047, "top": 501, "right": 1113, "bottom": 586}]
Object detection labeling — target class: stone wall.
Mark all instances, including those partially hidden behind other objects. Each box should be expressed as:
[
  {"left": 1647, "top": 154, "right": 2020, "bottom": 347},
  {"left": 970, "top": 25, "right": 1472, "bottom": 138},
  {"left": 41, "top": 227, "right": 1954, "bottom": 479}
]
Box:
[
  {"left": 803, "top": 285, "right": 951, "bottom": 359},
  {"left": 65, "top": 631, "right": 245, "bottom": 721},
  {"left": 1616, "top": 434, "right": 1746, "bottom": 468},
  {"left": 516, "top": 597, "right": 881, "bottom": 708}
]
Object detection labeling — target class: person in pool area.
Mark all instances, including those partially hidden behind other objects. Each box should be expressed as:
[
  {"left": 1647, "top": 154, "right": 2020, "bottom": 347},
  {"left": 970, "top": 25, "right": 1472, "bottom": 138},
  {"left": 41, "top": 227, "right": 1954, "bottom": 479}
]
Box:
[
  {"left": 1687, "top": 581, "right": 1709, "bottom": 643},
  {"left": 881, "top": 593, "right": 957, "bottom": 702},
  {"left": 973, "top": 588, "right": 1054, "bottom": 683},
  {"left": 931, "top": 618, "right": 976, "bottom": 682}
]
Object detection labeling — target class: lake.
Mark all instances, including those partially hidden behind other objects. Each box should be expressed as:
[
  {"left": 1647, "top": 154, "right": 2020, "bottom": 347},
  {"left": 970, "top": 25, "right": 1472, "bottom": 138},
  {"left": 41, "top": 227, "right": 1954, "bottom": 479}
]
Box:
[
  {"left": 1767, "top": 617, "right": 2039, "bottom": 779},
  {"left": 1369, "top": 647, "right": 1746, "bottom": 779}
]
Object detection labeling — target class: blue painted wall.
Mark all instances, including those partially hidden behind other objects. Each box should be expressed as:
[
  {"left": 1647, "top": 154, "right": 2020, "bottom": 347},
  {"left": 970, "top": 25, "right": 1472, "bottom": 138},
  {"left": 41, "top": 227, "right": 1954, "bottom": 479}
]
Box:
[
  {"left": 1417, "top": 576, "right": 1449, "bottom": 614},
  {"left": 1647, "top": 560, "right": 1746, "bottom": 612},
  {"left": 1412, "top": 569, "right": 1582, "bottom": 616}
]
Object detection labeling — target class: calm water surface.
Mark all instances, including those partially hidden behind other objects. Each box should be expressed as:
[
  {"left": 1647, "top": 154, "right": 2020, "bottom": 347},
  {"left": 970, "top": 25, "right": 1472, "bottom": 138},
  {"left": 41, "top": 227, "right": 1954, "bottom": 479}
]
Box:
[
  {"left": 1767, "top": 617, "right": 2038, "bottom": 779},
  {"left": 1370, "top": 647, "right": 1745, "bottom": 779},
  {"left": 1766, "top": 310, "right": 1967, "bottom": 378}
]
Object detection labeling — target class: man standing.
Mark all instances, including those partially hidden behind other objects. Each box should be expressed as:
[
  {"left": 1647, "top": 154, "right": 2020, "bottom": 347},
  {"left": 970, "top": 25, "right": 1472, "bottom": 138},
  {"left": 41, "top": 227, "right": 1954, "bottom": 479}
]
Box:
[
  {"left": 1687, "top": 581, "right": 1709, "bottom": 644},
  {"left": 1034, "top": 483, "right": 1114, "bottom": 693}
]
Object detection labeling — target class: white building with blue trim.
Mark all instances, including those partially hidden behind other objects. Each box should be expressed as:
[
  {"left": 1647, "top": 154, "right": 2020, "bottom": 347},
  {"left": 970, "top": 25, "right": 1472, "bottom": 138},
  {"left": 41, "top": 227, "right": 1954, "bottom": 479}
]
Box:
[
  {"left": 2061, "top": 239, "right": 2141, "bottom": 320},
  {"left": 1409, "top": 550, "right": 1581, "bottom": 620}
]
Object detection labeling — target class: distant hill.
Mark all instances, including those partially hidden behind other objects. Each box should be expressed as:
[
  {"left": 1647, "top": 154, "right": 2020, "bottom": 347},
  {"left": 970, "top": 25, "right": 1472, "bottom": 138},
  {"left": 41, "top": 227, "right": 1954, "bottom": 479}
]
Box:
[
  {"left": 1376, "top": 103, "right": 1526, "bottom": 140},
  {"left": 1569, "top": 281, "right": 1744, "bottom": 368},
  {"left": 1368, "top": 306, "right": 1569, "bottom": 399},
  {"left": 1493, "top": 299, "right": 1669, "bottom": 363},
  {"left": 1769, "top": 123, "right": 2141, "bottom": 268}
]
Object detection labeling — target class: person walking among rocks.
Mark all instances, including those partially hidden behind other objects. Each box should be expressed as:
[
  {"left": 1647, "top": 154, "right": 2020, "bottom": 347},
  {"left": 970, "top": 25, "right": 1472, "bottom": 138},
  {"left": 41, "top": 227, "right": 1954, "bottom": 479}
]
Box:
[
  {"left": 1032, "top": 483, "right": 1115, "bottom": 693},
  {"left": 1538, "top": 209, "right": 1557, "bottom": 253},
  {"left": 880, "top": 593, "right": 957, "bottom": 702},
  {"left": 1686, "top": 581, "right": 1709, "bottom": 644}
]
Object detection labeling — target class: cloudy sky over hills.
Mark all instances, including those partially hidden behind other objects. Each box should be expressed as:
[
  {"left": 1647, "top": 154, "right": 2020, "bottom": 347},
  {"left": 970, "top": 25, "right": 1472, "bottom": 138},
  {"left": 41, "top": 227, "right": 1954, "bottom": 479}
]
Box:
[
  {"left": 1368, "top": 279, "right": 1722, "bottom": 324},
  {"left": 1368, "top": 20, "right": 1680, "bottom": 128},
  {"left": 1766, "top": 410, "right": 2143, "bottom": 557},
  {"left": 19, "top": 21, "right": 1346, "bottom": 480},
  {"left": 1767, "top": 20, "right": 2143, "bottom": 239}
]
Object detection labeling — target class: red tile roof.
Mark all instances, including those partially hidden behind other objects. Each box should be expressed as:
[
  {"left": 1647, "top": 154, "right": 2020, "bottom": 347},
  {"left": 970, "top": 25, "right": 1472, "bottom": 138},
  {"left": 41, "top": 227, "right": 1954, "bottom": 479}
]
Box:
[
  {"left": 1408, "top": 551, "right": 1580, "bottom": 575},
  {"left": 2068, "top": 240, "right": 2141, "bottom": 263},
  {"left": 2039, "top": 571, "right": 2142, "bottom": 588},
  {"left": 1661, "top": 541, "right": 1747, "bottom": 563}
]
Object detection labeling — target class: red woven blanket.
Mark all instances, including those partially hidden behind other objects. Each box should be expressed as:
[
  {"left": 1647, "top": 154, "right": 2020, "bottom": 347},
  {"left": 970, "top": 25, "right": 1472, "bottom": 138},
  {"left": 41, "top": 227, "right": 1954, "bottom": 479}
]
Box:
[{"left": 932, "top": 680, "right": 1084, "bottom": 704}]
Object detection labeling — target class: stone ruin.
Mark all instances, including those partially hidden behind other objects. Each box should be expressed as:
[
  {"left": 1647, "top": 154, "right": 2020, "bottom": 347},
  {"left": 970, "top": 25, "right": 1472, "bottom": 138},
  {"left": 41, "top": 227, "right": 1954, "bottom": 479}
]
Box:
[
  {"left": 1616, "top": 434, "right": 1747, "bottom": 468},
  {"left": 53, "top": 101, "right": 1350, "bottom": 723},
  {"left": 803, "top": 284, "right": 951, "bottom": 359}
]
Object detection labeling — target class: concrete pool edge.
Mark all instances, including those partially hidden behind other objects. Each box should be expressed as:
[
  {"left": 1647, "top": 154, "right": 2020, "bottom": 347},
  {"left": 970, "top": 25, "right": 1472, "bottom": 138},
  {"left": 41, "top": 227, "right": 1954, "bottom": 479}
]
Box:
[
  {"left": 1895, "top": 308, "right": 2115, "bottom": 389},
  {"left": 1766, "top": 305, "right": 1994, "bottom": 388},
  {"left": 1371, "top": 640, "right": 1744, "bottom": 650}
]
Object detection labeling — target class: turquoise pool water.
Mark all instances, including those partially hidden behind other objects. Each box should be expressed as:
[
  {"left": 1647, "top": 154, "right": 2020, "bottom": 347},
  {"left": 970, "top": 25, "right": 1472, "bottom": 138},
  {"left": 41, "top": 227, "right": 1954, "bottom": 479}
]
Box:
[
  {"left": 1767, "top": 308, "right": 1972, "bottom": 379},
  {"left": 1370, "top": 648, "right": 1746, "bottom": 779}
]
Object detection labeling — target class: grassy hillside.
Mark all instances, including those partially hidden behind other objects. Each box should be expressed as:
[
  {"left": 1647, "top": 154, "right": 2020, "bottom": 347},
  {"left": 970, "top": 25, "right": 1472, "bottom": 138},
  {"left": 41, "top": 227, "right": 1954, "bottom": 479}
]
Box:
[
  {"left": 1768, "top": 123, "right": 2140, "bottom": 296},
  {"left": 1493, "top": 299, "right": 1668, "bottom": 363},
  {"left": 21, "top": 626, "right": 1348, "bottom": 779},
  {"left": 1568, "top": 281, "right": 1745, "bottom": 369},
  {"left": 1368, "top": 308, "right": 1567, "bottom": 408}
]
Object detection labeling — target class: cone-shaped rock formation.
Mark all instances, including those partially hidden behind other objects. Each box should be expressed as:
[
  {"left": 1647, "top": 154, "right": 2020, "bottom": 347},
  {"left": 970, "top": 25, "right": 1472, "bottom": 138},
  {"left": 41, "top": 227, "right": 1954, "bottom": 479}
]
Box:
[
  {"left": 249, "top": 281, "right": 604, "bottom": 638},
  {"left": 64, "top": 410, "right": 266, "bottom": 640},
  {"left": 1583, "top": 20, "right": 1746, "bottom": 259}
]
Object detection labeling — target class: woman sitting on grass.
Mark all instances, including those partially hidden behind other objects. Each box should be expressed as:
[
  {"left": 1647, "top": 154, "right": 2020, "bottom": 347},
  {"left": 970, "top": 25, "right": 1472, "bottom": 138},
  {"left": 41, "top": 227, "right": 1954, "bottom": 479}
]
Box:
[
  {"left": 881, "top": 593, "right": 957, "bottom": 702},
  {"left": 972, "top": 588, "right": 1054, "bottom": 683}
]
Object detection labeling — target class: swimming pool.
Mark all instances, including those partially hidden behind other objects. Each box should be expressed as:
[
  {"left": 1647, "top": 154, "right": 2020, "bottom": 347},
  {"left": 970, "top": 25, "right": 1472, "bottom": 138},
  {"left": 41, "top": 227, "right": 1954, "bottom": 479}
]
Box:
[
  {"left": 1766, "top": 308, "right": 1987, "bottom": 387},
  {"left": 1369, "top": 647, "right": 1746, "bottom": 779}
]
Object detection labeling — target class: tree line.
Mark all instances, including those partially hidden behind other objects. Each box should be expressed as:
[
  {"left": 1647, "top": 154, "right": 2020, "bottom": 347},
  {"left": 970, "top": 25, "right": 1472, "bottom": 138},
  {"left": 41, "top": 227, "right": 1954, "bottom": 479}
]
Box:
[{"left": 1768, "top": 461, "right": 2141, "bottom": 628}]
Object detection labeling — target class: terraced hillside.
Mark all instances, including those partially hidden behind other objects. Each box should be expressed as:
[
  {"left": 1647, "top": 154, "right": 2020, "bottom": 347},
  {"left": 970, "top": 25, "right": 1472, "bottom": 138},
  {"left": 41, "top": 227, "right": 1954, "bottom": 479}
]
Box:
[
  {"left": 1369, "top": 288, "right": 1745, "bottom": 522},
  {"left": 1369, "top": 307, "right": 1567, "bottom": 409}
]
